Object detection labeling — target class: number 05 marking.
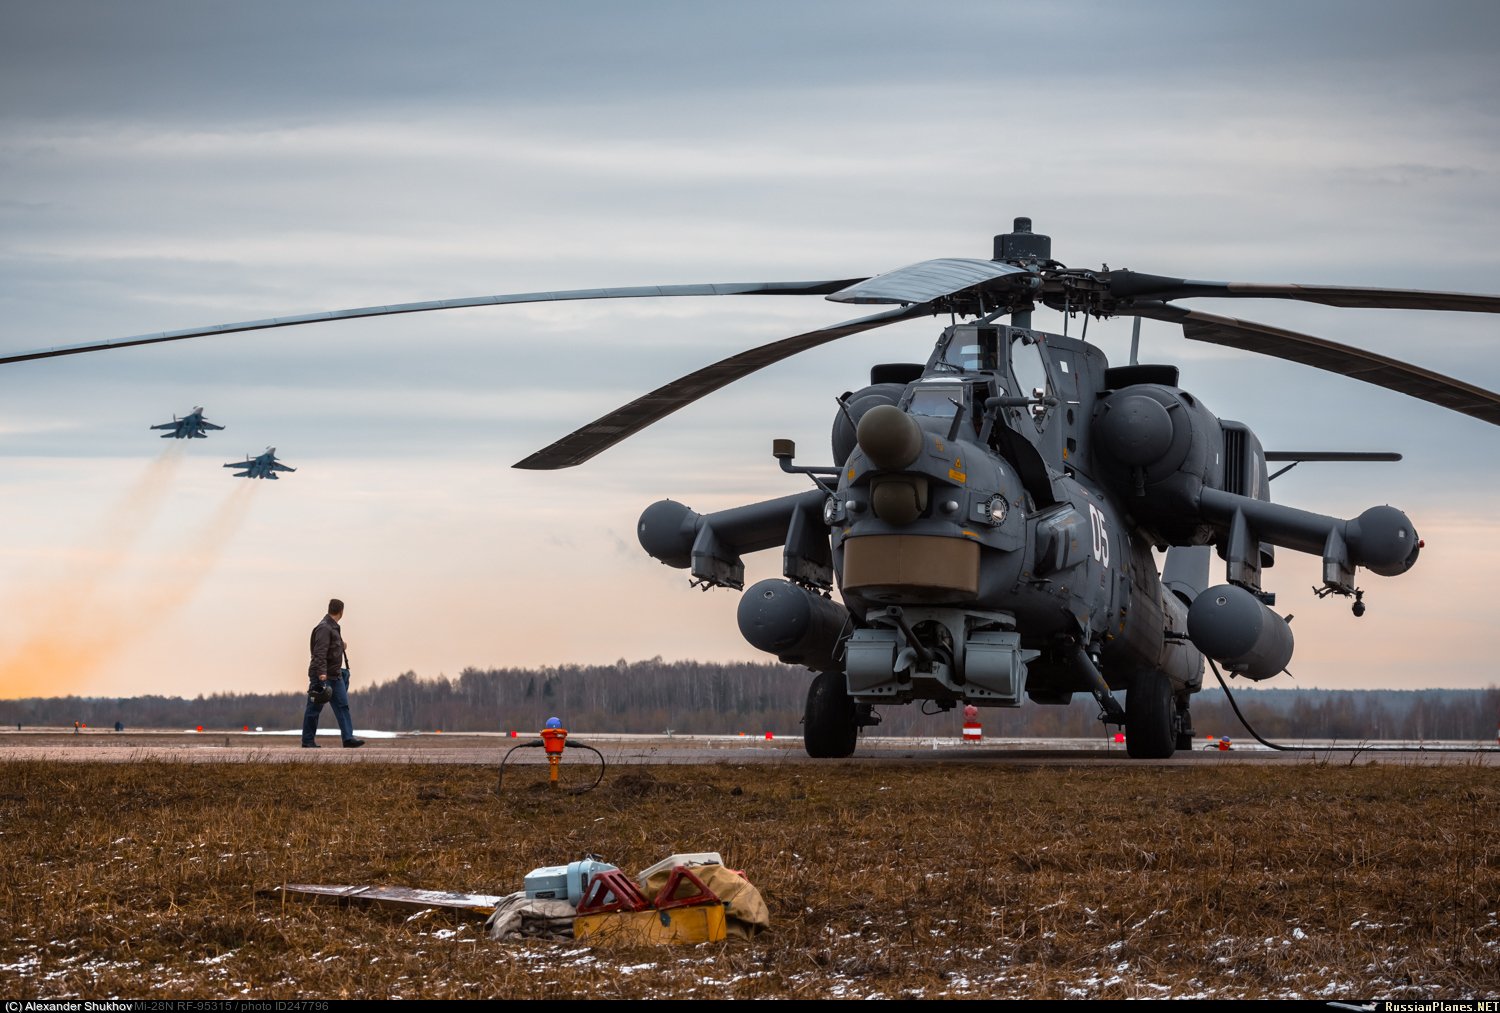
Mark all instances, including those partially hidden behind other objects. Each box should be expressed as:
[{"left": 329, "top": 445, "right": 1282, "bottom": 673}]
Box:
[{"left": 1088, "top": 503, "right": 1111, "bottom": 569}]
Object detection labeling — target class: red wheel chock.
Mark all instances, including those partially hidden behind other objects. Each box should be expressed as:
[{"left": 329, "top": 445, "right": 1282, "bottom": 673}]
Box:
[
  {"left": 653, "top": 865, "right": 721, "bottom": 910},
  {"left": 575, "top": 869, "right": 651, "bottom": 914}
]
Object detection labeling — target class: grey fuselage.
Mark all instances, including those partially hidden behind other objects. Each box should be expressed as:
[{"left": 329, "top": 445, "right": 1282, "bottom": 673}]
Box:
[
  {"left": 639, "top": 320, "right": 1419, "bottom": 711},
  {"left": 827, "top": 325, "right": 1202, "bottom": 705}
]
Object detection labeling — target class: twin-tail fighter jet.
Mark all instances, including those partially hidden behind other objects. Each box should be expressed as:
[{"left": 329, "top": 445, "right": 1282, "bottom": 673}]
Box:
[
  {"left": 149, "top": 407, "right": 294, "bottom": 480},
  {"left": 150, "top": 406, "right": 224, "bottom": 439},
  {"left": 224, "top": 447, "right": 295, "bottom": 480}
]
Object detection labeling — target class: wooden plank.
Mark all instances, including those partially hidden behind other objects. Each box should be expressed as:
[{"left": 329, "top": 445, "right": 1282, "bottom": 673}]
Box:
[{"left": 271, "top": 883, "right": 504, "bottom": 917}]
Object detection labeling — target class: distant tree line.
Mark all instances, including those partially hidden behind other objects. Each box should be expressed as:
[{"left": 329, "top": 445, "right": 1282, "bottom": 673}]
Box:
[{"left": 3, "top": 659, "right": 1498, "bottom": 741}]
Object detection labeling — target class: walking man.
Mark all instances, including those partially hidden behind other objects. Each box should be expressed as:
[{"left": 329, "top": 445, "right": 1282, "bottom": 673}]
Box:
[{"left": 301, "top": 598, "right": 363, "bottom": 749}]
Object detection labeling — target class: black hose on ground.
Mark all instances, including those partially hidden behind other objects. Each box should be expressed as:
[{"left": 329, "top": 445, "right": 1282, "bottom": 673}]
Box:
[
  {"left": 496, "top": 739, "right": 607, "bottom": 794},
  {"left": 1208, "top": 659, "right": 1499, "bottom": 753}
]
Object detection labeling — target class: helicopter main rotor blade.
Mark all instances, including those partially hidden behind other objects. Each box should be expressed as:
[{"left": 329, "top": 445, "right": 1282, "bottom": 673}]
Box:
[
  {"left": 1103, "top": 270, "right": 1500, "bottom": 313},
  {"left": 1131, "top": 303, "right": 1500, "bottom": 426},
  {"left": 826, "top": 258, "right": 1031, "bottom": 306},
  {"left": 514, "top": 304, "right": 933, "bottom": 470},
  {"left": 0, "top": 279, "right": 869, "bottom": 366}
]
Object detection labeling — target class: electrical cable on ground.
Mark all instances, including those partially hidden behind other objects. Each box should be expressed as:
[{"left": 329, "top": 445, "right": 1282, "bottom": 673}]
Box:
[
  {"left": 497, "top": 739, "right": 607, "bottom": 794},
  {"left": 1209, "top": 659, "right": 1499, "bottom": 754}
]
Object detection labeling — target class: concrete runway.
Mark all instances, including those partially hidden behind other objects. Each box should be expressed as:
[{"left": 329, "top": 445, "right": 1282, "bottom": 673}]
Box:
[{"left": 1, "top": 728, "right": 1494, "bottom": 765}]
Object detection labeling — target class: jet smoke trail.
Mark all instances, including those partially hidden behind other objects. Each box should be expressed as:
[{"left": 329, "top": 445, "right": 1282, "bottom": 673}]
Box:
[
  {"left": 4, "top": 446, "right": 186, "bottom": 628},
  {"left": 142, "top": 481, "right": 259, "bottom": 615},
  {"left": 0, "top": 473, "right": 259, "bottom": 698}
]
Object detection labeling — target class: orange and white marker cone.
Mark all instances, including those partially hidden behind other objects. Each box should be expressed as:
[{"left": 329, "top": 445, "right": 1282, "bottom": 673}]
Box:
[{"left": 962, "top": 704, "right": 982, "bottom": 743}]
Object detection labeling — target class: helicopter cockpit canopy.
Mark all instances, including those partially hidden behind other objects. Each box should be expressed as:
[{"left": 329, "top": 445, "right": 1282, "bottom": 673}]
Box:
[
  {"left": 900, "top": 375, "right": 998, "bottom": 440},
  {"left": 1009, "top": 330, "right": 1051, "bottom": 400},
  {"left": 919, "top": 323, "right": 1065, "bottom": 445},
  {"left": 906, "top": 378, "right": 965, "bottom": 418},
  {"left": 927, "top": 324, "right": 1053, "bottom": 404},
  {"left": 931, "top": 324, "right": 1003, "bottom": 375}
]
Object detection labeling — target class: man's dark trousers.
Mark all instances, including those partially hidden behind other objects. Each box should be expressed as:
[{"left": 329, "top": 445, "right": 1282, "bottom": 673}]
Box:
[{"left": 302, "top": 674, "right": 355, "bottom": 744}]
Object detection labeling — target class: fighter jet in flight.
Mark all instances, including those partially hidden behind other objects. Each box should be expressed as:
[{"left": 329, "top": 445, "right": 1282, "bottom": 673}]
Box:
[
  {"left": 151, "top": 406, "right": 224, "bottom": 439},
  {"left": 224, "top": 447, "right": 295, "bottom": 480}
]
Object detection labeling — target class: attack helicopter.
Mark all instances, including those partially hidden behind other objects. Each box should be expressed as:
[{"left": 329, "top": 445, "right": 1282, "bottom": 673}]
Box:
[{"left": 3, "top": 218, "right": 1497, "bottom": 758}]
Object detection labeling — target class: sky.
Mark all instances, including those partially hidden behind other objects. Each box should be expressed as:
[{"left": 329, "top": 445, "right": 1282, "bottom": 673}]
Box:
[{"left": 1, "top": 0, "right": 1497, "bottom": 701}]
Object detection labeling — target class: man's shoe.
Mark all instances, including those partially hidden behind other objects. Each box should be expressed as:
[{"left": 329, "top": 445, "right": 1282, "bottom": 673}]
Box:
[
  {"left": 301, "top": 742, "right": 320, "bottom": 749},
  {"left": 343, "top": 738, "right": 365, "bottom": 748}
]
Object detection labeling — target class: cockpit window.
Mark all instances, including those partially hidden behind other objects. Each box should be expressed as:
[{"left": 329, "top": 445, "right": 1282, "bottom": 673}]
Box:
[
  {"left": 936, "top": 326, "right": 1002, "bottom": 374},
  {"left": 907, "top": 384, "right": 963, "bottom": 417},
  {"left": 1010, "top": 332, "right": 1050, "bottom": 401},
  {"left": 1009, "top": 332, "right": 1052, "bottom": 431}
]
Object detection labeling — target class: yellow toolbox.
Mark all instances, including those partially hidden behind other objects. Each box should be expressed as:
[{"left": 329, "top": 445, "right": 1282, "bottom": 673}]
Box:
[{"left": 574, "top": 902, "right": 727, "bottom": 945}]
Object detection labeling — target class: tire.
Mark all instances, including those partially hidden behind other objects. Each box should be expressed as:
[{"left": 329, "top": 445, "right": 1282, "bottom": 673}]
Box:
[
  {"left": 803, "top": 670, "right": 858, "bottom": 758},
  {"left": 1126, "top": 669, "right": 1176, "bottom": 759},
  {"left": 1175, "top": 701, "right": 1195, "bottom": 751}
]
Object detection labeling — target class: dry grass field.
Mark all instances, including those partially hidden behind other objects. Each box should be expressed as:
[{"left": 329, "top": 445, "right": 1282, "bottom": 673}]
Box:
[{"left": 0, "top": 757, "right": 1495, "bottom": 999}]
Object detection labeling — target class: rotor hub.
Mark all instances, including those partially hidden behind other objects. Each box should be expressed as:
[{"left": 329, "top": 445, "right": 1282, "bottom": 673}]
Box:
[{"left": 993, "top": 216, "right": 1052, "bottom": 267}]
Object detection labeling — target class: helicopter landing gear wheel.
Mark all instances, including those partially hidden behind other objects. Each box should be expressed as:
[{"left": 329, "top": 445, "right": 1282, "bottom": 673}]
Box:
[
  {"left": 803, "top": 670, "right": 858, "bottom": 758},
  {"left": 1126, "top": 669, "right": 1176, "bottom": 759},
  {"left": 1174, "top": 696, "right": 1196, "bottom": 752},
  {"left": 1175, "top": 712, "right": 1195, "bottom": 751}
]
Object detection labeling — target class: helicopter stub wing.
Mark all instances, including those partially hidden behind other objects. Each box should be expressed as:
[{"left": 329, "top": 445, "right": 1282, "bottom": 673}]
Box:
[
  {"left": 0, "top": 280, "right": 869, "bottom": 366},
  {"left": 514, "top": 304, "right": 933, "bottom": 470},
  {"left": 1130, "top": 303, "right": 1500, "bottom": 426},
  {"left": 826, "top": 258, "right": 1030, "bottom": 307},
  {"left": 1100, "top": 270, "right": 1500, "bottom": 313}
]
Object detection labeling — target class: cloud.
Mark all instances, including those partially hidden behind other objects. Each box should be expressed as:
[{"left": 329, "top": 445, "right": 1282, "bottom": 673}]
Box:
[{"left": 0, "top": 2, "right": 1496, "bottom": 700}]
